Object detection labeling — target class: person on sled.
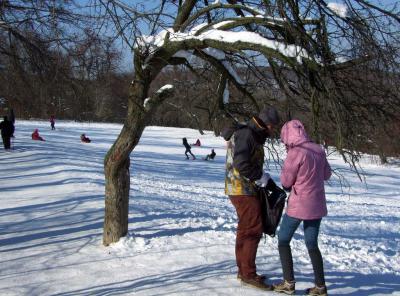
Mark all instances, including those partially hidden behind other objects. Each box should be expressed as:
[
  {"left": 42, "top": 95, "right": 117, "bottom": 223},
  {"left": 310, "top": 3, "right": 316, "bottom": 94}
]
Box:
[
  {"left": 32, "top": 129, "right": 45, "bottom": 141},
  {"left": 191, "top": 139, "right": 201, "bottom": 146},
  {"left": 80, "top": 133, "right": 91, "bottom": 143},
  {"left": 204, "top": 149, "right": 216, "bottom": 161}
]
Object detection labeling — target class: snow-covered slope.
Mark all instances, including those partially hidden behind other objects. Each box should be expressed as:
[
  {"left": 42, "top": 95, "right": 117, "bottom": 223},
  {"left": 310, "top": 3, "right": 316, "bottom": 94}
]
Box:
[{"left": 0, "top": 120, "right": 399, "bottom": 295}]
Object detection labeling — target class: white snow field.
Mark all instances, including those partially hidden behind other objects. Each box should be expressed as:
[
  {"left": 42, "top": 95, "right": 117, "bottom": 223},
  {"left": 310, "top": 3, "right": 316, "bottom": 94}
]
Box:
[{"left": 0, "top": 120, "right": 399, "bottom": 296}]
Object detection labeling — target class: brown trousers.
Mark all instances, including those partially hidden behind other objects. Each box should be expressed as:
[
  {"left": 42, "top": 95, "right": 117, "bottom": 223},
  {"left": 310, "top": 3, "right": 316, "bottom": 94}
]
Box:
[{"left": 230, "top": 195, "right": 263, "bottom": 279}]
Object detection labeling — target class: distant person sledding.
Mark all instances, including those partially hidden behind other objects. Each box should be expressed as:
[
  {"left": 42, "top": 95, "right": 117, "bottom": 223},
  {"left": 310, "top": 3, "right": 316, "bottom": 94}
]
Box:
[
  {"left": 32, "top": 129, "right": 45, "bottom": 141},
  {"left": 191, "top": 139, "right": 201, "bottom": 146},
  {"left": 182, "top": 137, "right": 195, "bottom": 160},
  {"left": 80, "top": 133, "right": 91, "bottom": 143},
  {"left": 204, "top": 149, "right": 216, "bottom": 161}
]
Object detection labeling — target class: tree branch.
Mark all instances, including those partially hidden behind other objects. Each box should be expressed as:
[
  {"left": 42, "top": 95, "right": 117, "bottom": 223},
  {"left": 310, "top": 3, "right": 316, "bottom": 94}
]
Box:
[
  {"left": 179, "top": 3, "right": 262, "bottom": 32},
  {"left": 193, "top": 49, "right": 260, "bottom": 111},
  {"left": 173, "top": 0, "right": 197, "bottom": 32}
]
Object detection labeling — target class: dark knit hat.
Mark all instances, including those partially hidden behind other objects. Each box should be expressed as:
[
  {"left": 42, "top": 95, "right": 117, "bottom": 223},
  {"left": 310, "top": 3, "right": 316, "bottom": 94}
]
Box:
[{"left": 258, "top": 107, "right": 280, "bottom": 126}]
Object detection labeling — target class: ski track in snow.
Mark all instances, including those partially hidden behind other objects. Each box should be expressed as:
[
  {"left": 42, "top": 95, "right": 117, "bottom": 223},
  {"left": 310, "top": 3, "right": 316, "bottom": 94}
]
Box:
[{"left": 0, "top": 120, "right": 399, "bottom": 296}]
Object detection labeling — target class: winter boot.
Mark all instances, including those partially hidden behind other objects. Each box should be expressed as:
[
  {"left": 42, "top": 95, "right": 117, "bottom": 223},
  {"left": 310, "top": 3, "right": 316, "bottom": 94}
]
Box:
[
  {"left": 241, "top": 275, "right": 272, "bottom": 291},
  {"left": 305, "top": 285, "right": 328, "bottom": 296},
  {"left": 237, "top": 273, "right": 266, "bottom": 281},
  {"left": 273, "top": 280, "right": 296, "bottom": 295}
]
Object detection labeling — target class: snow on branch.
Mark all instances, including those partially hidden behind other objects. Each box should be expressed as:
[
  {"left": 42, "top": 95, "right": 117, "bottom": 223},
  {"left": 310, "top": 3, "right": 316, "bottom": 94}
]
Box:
[
  {"left": 143, "top": 98, "right": 152, "bottom": 110},
  {"left": 327, "top": 2, "right": 348, "bottom": 18},
  {"left": 202, "top": 48, "right": 244, "bottom": 84},
  {"left": 138, "top": 28, "right": 311, "bottom": 64},
  {"left": 144, "top": 84, "right": 174, "bottom": 111},
  {"left": 157, "top": 84, "right": 174, "bottom": 93},
  {"left": 173, "top": 50, "right": 196, "bottom": 64},
  {"left": 194, "top": 17, "right": 287, "bottom": 36}
]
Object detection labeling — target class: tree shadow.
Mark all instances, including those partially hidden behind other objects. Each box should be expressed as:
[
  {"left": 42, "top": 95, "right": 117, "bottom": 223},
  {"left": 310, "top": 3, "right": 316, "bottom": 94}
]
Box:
[
  {"left": 52, "top": 260, "right": 237, "bottom": 296},
  {"left": 324, "top": 271, "right": 400, "bottom": 295},
  {"left": 49, "top": 262, "right": 400, "bottom": 296}
]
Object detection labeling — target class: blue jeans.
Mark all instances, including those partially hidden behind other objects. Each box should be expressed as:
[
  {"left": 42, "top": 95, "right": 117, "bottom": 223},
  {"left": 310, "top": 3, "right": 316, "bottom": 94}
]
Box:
[
  {"left": 278, "top": 214, "right": 321, "bottom": 249},
  {"left": 277, "top": 214, "right": 325, "bottom": 286}
]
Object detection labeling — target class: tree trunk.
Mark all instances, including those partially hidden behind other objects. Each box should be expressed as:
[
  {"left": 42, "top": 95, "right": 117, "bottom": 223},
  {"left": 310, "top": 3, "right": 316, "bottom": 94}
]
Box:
[
  {"left": 102, "top": 47, "right": 177, "bottom": 246},
  {"left": 103, "top": 148, "right": 131, "bottom": 246},
  {"left": 103, "top": 78, "right": 148, "bottom": 246}
]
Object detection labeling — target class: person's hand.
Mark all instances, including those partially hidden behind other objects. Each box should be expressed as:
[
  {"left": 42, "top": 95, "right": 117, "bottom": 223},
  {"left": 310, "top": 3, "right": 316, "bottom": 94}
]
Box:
[{"left": 255, "top": 172, "right": 271, "bottom": 187}]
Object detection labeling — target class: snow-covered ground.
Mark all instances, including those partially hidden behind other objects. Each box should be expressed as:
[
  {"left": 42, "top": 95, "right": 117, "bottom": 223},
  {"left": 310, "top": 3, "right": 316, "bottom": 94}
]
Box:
[{"left": 0, "top": 120, "right": 399, "bottom": 296}]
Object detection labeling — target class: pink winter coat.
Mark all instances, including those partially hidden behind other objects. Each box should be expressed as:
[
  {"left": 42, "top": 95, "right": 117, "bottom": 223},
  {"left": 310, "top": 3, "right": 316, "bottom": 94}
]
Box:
[{"left": 280, "top": 120, "right": 331, "bottom": 220}]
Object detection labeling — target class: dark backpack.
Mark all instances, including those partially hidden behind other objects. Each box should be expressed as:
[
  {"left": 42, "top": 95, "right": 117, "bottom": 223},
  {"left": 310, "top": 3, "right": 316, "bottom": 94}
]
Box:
[{"left": 258, "top": 181, "right": 287, "bottom": 237}]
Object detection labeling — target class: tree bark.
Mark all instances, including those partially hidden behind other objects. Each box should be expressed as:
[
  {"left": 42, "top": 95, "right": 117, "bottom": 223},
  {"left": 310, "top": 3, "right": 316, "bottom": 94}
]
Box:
[
  {"left": 103, "top": 122, "right": 147, "bottom": 245},
  {"left": 102, "top": 48, "right": 174, "bottom": 245},
  {"left": 103, "top": 75, "right": 148, "bottom": 246},
  {"left": 103, "top": 152, "right": 130, "bottom": 245}
]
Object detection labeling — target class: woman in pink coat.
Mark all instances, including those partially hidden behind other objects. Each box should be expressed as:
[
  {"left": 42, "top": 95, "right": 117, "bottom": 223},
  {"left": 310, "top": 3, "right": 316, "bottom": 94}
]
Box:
[{"left": 273, "top": 120, "right": 331, "bottom": 296}]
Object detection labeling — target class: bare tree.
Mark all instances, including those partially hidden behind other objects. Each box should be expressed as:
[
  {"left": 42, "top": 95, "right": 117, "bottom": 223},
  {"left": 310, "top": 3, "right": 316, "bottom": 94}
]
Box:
[
  {"left": 0, "top": 1, "right": 125, "bottom": 119},
  {"left": 97, "top": 0, "right": 399, "bottom": 245}
]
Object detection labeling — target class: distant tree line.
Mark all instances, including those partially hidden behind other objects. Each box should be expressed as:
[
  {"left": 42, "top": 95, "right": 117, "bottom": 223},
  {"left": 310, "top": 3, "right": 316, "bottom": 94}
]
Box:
[
  {"left": 0, "top": 29, "right": 127, "bottom": 122},
  {"left": 1, "top": 1, "right": 398, "bottom": 164},
  {"left": 0, "top": 0, "right": 128, "bottom": 122},
  {"left": 1, "top": 46, "right": 399, "bottom": 161}
]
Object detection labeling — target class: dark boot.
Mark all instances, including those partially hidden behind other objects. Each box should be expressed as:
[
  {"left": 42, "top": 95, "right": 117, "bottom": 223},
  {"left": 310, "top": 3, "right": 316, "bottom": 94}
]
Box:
[
  {"left": 237, "top": 273, "right": 266, "bottom": 281},
  {"left": 241, "top": 275, "right": 272, "bottom": 291}
]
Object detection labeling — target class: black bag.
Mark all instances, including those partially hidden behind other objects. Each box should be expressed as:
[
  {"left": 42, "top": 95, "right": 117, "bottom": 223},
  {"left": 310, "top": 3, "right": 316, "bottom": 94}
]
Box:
[{"left": 258, "top": 181, "right": 287, "bottom": 237}]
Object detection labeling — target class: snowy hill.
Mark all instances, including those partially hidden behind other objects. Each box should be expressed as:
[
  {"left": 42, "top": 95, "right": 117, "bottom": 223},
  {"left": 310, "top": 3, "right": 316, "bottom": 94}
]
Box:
[{"left": 0, "top": 120, "right": 399, "bottom": 296}]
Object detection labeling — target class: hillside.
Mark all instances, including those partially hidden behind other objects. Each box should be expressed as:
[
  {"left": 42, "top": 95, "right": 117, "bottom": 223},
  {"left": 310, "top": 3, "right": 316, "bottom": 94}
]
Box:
[{"left": 0, "top": 120, "right": 399, "bottom": 295}]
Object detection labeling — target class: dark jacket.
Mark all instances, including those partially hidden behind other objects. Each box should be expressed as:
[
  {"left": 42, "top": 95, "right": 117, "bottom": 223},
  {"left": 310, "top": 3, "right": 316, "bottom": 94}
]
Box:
[
  {"left": 0, "top": 119, "right": 14, "bottom": 138},
  {"left": 209, "top": 150, "right": 216, "bottom": 159},
  {"left": 183, "top": 138, "right": 191, "bottom": 150},
  {"left": 9, "top": 109, "right": 15, "bottom": 124},
  {"left": 224, "top": 117, "right": 269, "bottom": 196}
]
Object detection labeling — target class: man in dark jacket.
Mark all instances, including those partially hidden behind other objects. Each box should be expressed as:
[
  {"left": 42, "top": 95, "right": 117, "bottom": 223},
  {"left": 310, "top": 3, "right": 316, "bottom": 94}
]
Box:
[
  {"left": 223, "top": 107, "right": 280, "bottom": 291},
  {"left": 182, "top": 137, "right": 196, "bottom": 160},
  {"left": 0, "top": 116, "right": 15, "bottom": 149}
]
